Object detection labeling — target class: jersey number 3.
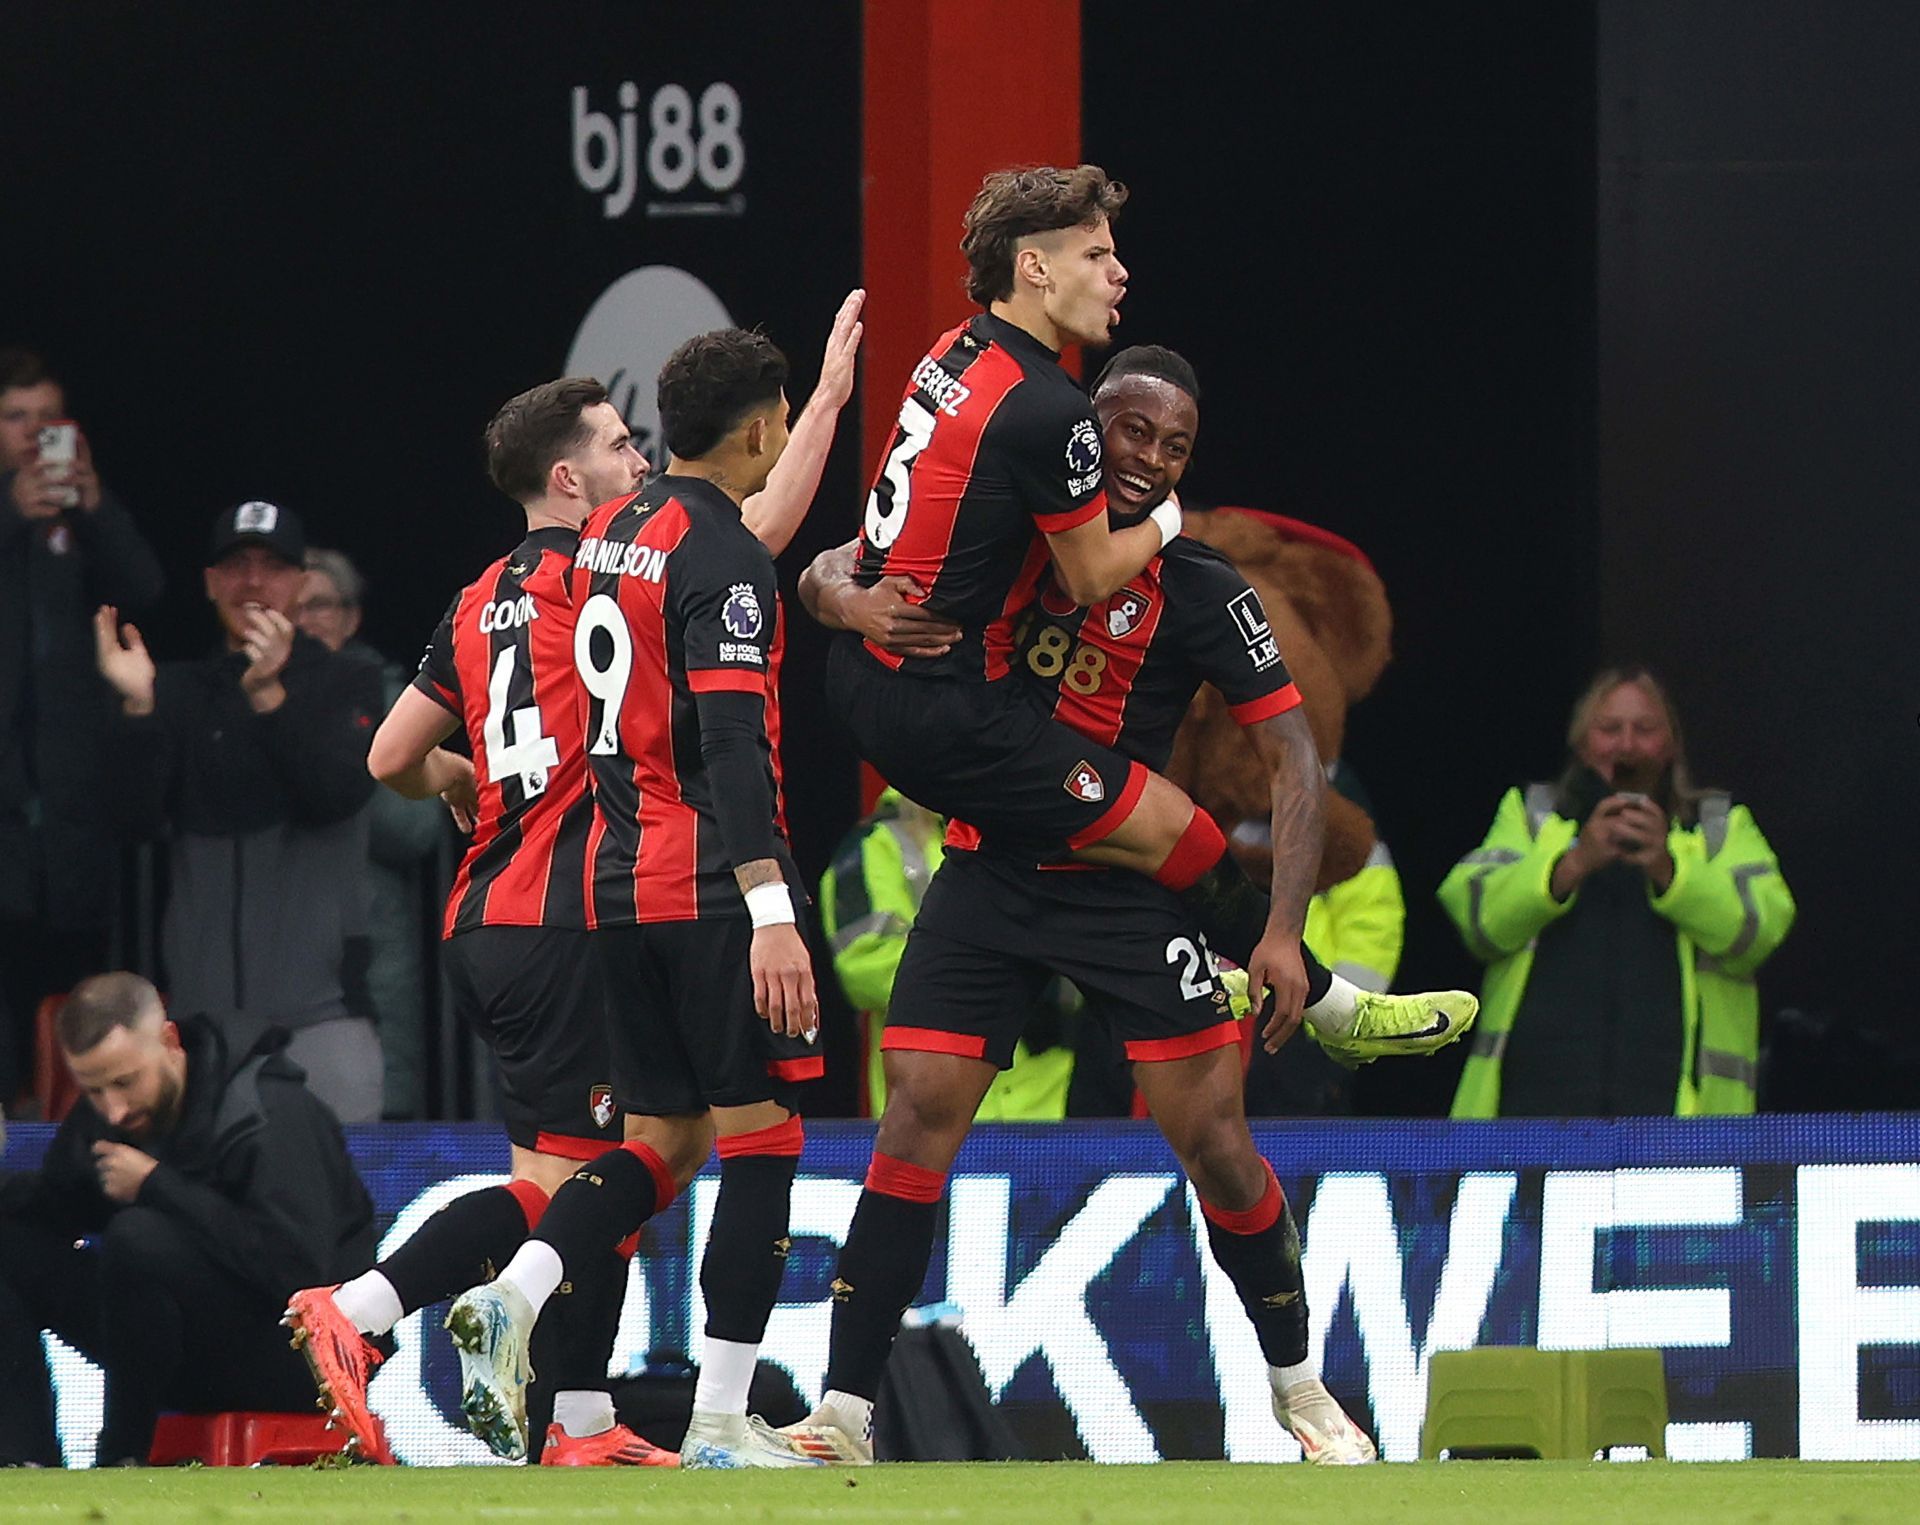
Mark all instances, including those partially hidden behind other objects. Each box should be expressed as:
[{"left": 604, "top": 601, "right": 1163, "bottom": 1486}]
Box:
[{"left": 862, "top": 399, "right": 937, "bottom": 550}]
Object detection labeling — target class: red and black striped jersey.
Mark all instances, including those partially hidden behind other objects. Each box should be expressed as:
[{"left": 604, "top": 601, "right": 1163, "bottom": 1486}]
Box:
[
  {"left": 854, "top": 313, "right": 1108, "bottom": 682},
  {"left": 569, "top": 475, "right": 790, "bottom": 926},
  {"left": 412, "top": 525, "right": 592, "bottom": 936},
  {"left": 947, "top": 538, "right": 1301, "bottom": 854}
]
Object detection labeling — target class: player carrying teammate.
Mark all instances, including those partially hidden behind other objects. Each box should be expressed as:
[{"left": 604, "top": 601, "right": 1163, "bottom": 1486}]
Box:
[
  {"left": 445, "top": 328, "right": 826, "bottom": 1470},
  {"left": 828, "top": 165, "right": 1452, "bottom": 1050},
  {"left": 789, "top": 347, "right": 1474, "bottom": 1465}
]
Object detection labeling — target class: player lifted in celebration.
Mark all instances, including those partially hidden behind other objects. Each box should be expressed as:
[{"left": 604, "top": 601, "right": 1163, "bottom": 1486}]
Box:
[
  {"left": 282, "top": 294, "right": 864, "bottom": 1468},
  {"left": 829, "top": 165, "right": 1447, "bottom": 1049},
  {"left": 792, "top": 348, "right": 1475, "bottom": 1464},
  {"left": 447, "top": 328, "right": 827, "bottom": 1470}
]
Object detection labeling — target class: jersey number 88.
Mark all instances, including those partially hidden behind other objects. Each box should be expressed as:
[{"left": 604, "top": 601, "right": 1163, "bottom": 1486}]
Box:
[{"left": 1024, "top": 623, "right": 1108, "bottom": 695}]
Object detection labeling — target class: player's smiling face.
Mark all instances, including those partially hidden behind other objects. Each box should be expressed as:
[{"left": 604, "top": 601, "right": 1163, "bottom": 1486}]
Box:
[
  {"left": 1037, "top": 218, "right": 1128, "bottom": 347},
  {"left": 1096, "top": 374, "right": 1198, "bottom": 518}
]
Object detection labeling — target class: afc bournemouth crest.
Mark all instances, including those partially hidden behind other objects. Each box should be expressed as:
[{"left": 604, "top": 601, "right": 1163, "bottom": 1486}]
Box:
[
  {"left": 1064, "top": 760, "right": 1106, "bottom": 804},
  {"left": 590, "top": 1085, "right": 616, "bottom": 1130},
  {"left": 1106, "top": 589, "right": 1153, "bottom": 638}
]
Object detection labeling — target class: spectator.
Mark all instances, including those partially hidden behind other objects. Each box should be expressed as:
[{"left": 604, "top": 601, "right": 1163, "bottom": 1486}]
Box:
[
  {"left": 820, "top": 787, "right": 1077, "bottom": 1119},
  {"left": 297, "top": 548, "right": 445, "bottom": 1118},
  {"left": 1440, "top": 666, "right": 1795, "bottom": 1117},
  {"left": 0, "top": 348, "right": 163, "bottom": 1108},
  {"left": 93, "top": 502, "right": 386, "bottom": 1122},
  {"left": 1240, "top": 759, "right": 1406, "bottom": 1116},
  {"left": 0, "top": 971, "right": 375, "bottom": 1466}
]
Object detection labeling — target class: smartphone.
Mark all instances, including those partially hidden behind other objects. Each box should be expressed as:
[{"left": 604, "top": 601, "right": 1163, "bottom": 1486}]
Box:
[{"left": 36, "top": 421, "right": 80, "bottom": 508}]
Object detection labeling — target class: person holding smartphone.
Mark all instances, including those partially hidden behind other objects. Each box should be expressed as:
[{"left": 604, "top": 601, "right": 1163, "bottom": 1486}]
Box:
[
  {"left": 0, "top": 347, "right": 163, "bottom": 1111},
  {"left": 1440, "top": 666, "right": 1796, "bottom": 1118}
]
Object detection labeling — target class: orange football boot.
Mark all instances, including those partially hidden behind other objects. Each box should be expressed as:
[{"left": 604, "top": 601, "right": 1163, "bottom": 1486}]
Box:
[
  {"left": 282, "top": 1285, "right": 395, "bottom": 1464},
  {"left": 542, "top": 1421, "right": 680, "bottom": 1467}
]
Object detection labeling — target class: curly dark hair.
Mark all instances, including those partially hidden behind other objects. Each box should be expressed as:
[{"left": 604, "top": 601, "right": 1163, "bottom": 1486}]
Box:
[
  {"left": 961, "top": 164, "right": 1129, "bottom": 306},
  {"left": 485, "top": 376, "right": 610, "bottom": 504},
  {"left": 657, "top": 328, "right": 788, "bottom": 460}
]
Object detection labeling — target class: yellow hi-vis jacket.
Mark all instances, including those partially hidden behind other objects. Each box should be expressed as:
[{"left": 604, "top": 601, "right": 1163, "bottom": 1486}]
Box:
[
  {"left": 818, "top": 789, "right": 1073, "bottom": 1120},
  {"left": 1439, "top": 783, "right": 1795, "bottom": 1118},
  {"left": 1303, "top": 840, "right": 1405, "bottom": 995}
]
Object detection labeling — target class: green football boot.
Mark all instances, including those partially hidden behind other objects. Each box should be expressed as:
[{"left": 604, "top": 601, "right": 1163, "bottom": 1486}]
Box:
[{"left": 1219, "top": 967, "right": 1477, "bottom": 1066}]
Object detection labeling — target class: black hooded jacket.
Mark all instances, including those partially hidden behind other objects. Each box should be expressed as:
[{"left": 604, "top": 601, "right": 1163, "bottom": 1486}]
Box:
[{"left": 0, "top": 1016, "right": 376, "bottom": 1306}]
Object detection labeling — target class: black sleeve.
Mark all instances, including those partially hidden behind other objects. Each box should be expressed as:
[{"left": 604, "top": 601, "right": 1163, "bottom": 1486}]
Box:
[
  {"left": 102, "top": 665, "right": 183, "bottom": 838},
  {"left": 673, "top": 522, "right": 784, "bottom": 874},
  {"left": 988, "top": 383, "right": 1108, "bottom": 534},
  {"left": 408, "top": 596, "right": 463, "bottom": 716},
  {"left": 253, "top": 646, "right": 382, "bottom": 825},
  {"left": 1161, "top": 548, "right": 1302, "bottom": 724},
  {"left": 0, "top": 1110, "right": 114, "bottom": 1235},
  {"left": 73, "top": 490, "right": 165, "bottom": 614},
  {"left": 136, "top": 1088, "right": 363, "bottom": 1303},
  {"left": 0, "top": 473, "right": 31, "bottom": 555},
  {"left": 695, "top": 688, "right": 783, "bottom": 871}
]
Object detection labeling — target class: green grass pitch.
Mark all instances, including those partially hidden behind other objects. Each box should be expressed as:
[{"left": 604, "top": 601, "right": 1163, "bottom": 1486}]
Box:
[{"left": 1, "top": 1462, "right": 1915, "bottom": 1524}]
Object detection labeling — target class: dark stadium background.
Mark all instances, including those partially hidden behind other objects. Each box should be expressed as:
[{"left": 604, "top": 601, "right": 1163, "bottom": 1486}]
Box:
[{"left": 3, "top": 1, "right": 1914, "bottom": 1114}]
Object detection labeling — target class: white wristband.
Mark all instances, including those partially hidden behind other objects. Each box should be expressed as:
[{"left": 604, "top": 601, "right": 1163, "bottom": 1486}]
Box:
[
  {"left": 745, "top": 882, "right": 797, "bottom": 928},
  {"left": 1149, "top": 497, "right": 1183, "bottom": 550}
]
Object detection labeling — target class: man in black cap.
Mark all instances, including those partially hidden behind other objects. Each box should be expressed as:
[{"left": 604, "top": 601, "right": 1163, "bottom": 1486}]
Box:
[{"left": 92, "top": 502, "right": 386, "bottom": 1121}]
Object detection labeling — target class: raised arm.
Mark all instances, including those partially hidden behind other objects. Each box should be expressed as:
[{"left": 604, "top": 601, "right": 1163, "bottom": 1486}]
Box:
[{"left": 740, "top": 289, "right": 865, "bottom": 556}]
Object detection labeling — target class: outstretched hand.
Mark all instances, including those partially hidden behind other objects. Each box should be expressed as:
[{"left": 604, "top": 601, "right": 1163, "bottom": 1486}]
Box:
[
  {"left": 813, "top": 288, "right": 866, "bottom": 412},
  {"left": 93, "top": 605, "right": 156, "bottom": 713}
]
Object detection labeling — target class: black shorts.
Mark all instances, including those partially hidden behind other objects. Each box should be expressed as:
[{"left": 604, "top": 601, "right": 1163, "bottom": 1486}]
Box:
[
  {"left": 884, "top": 849, "right": 1242, "bottom": 1068},
  {"left": 443, "top": 926, "right": 622, "bottom": 1159},
  {"left": 595, "top": 917, "right": 824, "bottom": 1116},
  {"left": 827, "top": 634, "right": 1146, "bottom": 857}
]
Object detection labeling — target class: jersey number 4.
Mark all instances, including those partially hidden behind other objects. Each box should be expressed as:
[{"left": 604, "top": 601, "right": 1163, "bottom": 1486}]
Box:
[
  {"left": 484, "top": 647, "right": 560, "bottom": 796},
  {"left": 862, "top": 399, "right": 937, "bottom": 550}
]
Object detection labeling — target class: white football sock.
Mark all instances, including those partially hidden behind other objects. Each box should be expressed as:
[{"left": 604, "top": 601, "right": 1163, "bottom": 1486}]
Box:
[
  {"left": 1271, "top": 1358, "right": 1319, "bottom": 1391},
  {"left": 496, "top": 1239, "right": 566, "bottom": 1316},
  {"left": 1304, "top": 974, "right": 1361, "bottom": 1038},
  {"left": 822, "top": 1389, "right": 875, "bottom": 1437},
  {"left": 331, "top": 1271, "right": 404, "bottom": 1337},
  {"left": 552, "top": 1389, "right": 616, "bottom": 1439},
  {"left": 692, "top": 1337, "right": 761, "bottom": 1417}
]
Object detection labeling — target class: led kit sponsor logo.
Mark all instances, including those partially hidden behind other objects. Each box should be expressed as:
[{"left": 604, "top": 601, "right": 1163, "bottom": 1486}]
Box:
[
  {"left": 1064, "top": 760, "right": 1106, "bottom": 803},
  {"left": 722, "top": 582, "right": 763, "bottom": 639},
  {"left": 1228, "top": 588, "right": 1283, "bottom": 671}
]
